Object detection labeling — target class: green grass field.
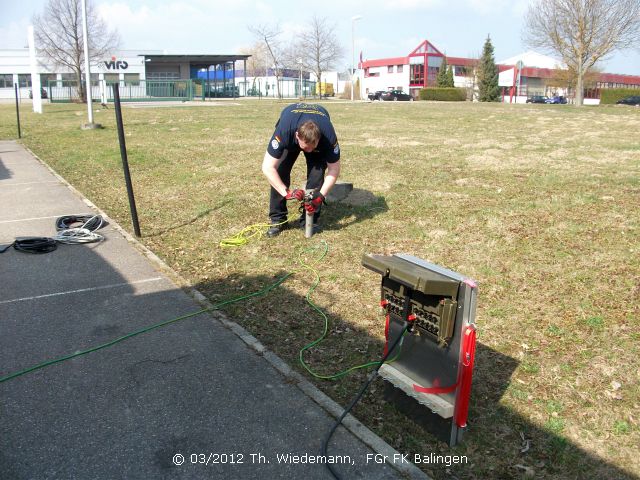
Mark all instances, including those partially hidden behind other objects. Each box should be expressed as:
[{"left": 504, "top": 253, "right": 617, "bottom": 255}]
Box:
[{"left": 1, "top": 98, "right": 638, "bottom": 479}]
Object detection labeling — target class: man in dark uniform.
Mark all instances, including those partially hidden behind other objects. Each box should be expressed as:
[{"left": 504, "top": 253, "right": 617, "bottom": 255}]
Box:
[{"left": 261, "top": 103, "right": 341, "bottom": 237}]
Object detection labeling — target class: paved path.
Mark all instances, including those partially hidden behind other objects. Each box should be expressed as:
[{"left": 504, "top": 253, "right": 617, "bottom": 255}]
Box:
[{"left": 0, "top": 140, "right": 428, "bottom": 480}]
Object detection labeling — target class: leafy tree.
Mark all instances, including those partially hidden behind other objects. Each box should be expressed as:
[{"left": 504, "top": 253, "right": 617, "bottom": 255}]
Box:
[
  {"left": 477, "top": 35, "right": 499, "bottom": 102},
  {"left": 523, "top": 0, "right": 640, "bottom": 106},
  {"left": 33, "top": 0, "right": 119, "bottom": 103}
]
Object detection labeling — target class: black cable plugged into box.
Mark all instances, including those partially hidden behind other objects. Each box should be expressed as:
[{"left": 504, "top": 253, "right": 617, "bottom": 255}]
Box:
[{"left": 321, "top": 295, "right": 414, "bottom": 480}]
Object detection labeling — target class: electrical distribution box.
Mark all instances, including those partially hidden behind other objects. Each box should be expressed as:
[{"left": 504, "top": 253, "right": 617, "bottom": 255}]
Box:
[{"left": 362, "top": 253, "right": 478, "bottom": 446}]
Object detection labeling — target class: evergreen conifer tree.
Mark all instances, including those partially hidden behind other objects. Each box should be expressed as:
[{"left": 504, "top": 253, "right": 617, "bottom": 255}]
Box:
[
  {"left": 437, "top": 56, "right": 449, "bottom": 87},
  {"left": 477, "top": 35, "right": 499, "bottom": 102},
  {"left": 446, "top": 65, "right": 455, "bottom": 88}
]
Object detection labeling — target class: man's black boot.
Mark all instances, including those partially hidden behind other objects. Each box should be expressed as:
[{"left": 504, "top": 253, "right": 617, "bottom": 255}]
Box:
[{"left": 266, "top": 221, "right": 287, "bottom": 238}]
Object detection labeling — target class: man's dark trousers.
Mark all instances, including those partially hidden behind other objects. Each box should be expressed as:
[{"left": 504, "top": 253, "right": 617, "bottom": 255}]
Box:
[{"left": 269, "top": 149, "right": 326, "bottom": 225}]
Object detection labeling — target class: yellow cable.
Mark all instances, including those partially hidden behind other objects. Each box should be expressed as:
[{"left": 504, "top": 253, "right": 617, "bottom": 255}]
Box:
[{"left": 219, "top": 214, "right": 299, "bottom": 247}]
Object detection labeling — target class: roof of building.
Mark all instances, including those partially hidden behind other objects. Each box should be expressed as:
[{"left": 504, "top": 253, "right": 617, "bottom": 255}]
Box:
[
  {"left": 140, "top": 54, "right": 251, "bottom": 66},
  {"left": 443, "top": 56, "right": 477, "bottom": 67},
  {"left": 498, "top": 51, "right": 564, "bottom": 69},
  {"left": 408, "top": 40, "right": 443, "bottom": 56},
  {"left": 598, "top": 72, "right": 640, "bottom": 84},
  {"left": 361, "top": 57, "right": 408, "bottom": 68},
  {"left": 501, "top": 65, "right": 640, "bottom": 84}
]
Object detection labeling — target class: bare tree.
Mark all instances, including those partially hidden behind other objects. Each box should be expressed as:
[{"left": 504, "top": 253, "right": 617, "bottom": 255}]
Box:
[
  {"left": 248, "top": 23, "right": 284, "bottom": 98},
  {"left": 238, "top": 41, "right": 271, "bottom": 96},
  {"left": 293, "top": 16, "right": 344, "bottom": 97},
  {"left": 239, "top": 41, "right": 269, "bottom": 77},
  {"left": 33, "top": 0, "right": 119, "bottom": 103},
  {"left": 523, "top": 0, "right": 640, "bottom": 105},
  {"left": 459, "top": 52, "right": 480, "bottom": 101}
]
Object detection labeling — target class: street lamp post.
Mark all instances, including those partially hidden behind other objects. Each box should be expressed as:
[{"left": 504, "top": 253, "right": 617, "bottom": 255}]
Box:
[
  {"left": 351, "top": 15, "right": 362, "bottom": 102},
  {"left": 80, "top": 0, "right": 100, "bottom": 129},
  {"left": 298, "top": 58, "right": 303, "bottom": 98}
]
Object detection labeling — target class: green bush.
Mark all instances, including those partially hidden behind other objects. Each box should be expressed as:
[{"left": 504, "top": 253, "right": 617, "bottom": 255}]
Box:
[
  {"left": 600, "top": 88, "right": 640, "bottom": 104},
  {"left": 419, "top": 87, "right": 467, "bottom": 101}
]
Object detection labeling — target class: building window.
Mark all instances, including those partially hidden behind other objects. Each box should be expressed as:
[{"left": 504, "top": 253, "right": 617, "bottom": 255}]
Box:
[
  {"left": 18, "top": 74, "right": 32, "bottom": 87},
  {"left": 410, "top": 64, "right": 424, "bottom": 85},
  {"left": 60, "top": 73, "right": 76, "bottom": 84},
  {"left": 147, "top": 71, "right": 180, "bottom": 80},
  {"left": 397, "top": 65, "right": 403, "bottom": 73},
  {"left": 104, "top": 73, "right": 120, "bottom": 83},
  {"left": 427, "top": 66, "right": 439, "bottom": 86},
  {"left": 40, "top": 74, "right": 56, "bottom": 88},
  {"left": 0, "top": 74, "right": 13, "bottom": 88},
  {"left": 124, "top": 73, "right": 140, "bottom": 86},
  {"left": 388, "top": 65, "right": 394, "bottom": 73}
]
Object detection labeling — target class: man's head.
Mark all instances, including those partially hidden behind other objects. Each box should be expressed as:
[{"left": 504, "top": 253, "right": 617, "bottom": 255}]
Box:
[{"left": 295, "top": 121, "right": 320, "bottom": 152}]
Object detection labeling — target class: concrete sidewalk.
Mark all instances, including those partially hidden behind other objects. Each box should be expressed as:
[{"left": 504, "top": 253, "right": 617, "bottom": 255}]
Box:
[{"left": 0, "top": 140, "right": 428, "bottom": 480}]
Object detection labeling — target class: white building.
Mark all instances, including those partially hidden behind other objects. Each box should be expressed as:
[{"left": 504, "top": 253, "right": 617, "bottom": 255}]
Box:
[
  {"left": 0, "top": 49, "right": 156, "bottom": 100},
  {"left": 360, "top": 40, "right": 478, "bottom": 99},
  {"left": 0, "top": 49, "right": 251, "bottom": 101}
]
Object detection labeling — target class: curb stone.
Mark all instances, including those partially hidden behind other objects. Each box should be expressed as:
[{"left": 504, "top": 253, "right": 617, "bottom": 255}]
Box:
[{"left": 21, "top": 142, "right": 430, "bottom": 480}]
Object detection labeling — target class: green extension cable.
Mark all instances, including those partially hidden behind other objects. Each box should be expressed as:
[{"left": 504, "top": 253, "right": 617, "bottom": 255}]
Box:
[
  {"left": 1, "top": 241, "right": 398, "bottom": 385},
  {"left": 0, "top": 273, "right": 292, "bottom": 384},
  {"left": 296, "top": 241, "right": 401, "bottom": 380},
  {"left": 220, "top": 213, "right": 400, "bottom": 378}
]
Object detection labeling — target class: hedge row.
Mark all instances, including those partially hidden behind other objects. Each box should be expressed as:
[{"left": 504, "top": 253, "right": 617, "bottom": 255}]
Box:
[
  {"left": 600, "top": 88, "right": 640, "bottom": 104},
  {"left": 419, "top": 87, "right": 467, "bottom": 101}
]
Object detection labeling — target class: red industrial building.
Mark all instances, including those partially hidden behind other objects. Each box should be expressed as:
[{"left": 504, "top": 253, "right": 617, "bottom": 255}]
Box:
[{"left": 360, "top": 40, "right": 640, "bottom": 103}]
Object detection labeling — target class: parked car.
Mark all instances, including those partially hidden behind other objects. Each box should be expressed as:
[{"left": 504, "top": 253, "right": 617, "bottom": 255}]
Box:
[
  {"left": 526, "top": 95, "right": 548, "bottom": 104},
  {"left": 616, "top": 95, "right": 640, "bottom": 106},
  {"left": 28, "top": 87, "right": 48, "bottom": 99},
  {"left": 380, "top": 90, "right": 413, "bottom": 101},
  {"left": 545, "top": 95, "right": 567, "bottom": 104},
  {"left": 367, "top": 90, "right": 386, "bottom": 101}
]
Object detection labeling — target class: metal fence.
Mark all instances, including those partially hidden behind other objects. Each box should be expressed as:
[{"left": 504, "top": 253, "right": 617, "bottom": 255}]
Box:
[
  {"left": 47, "top": 80, "right": 195, "bottom": 103},
  {"left": 46, "top": 78, "right": 318, "bottom": 103},
  {"left": 240, "top": 79, "right": 316, "bottom": 98}
]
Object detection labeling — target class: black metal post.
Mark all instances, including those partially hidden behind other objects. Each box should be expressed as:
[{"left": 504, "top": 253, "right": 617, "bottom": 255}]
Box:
[
  {"left": 14, "top": 84, "right": 21, "bottom": 139},
  {"left": 112, "top": 83, "right": 141, "bottom": 237}
]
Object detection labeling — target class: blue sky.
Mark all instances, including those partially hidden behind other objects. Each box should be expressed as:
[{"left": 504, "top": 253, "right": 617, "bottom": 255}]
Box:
[{"left": 2, "top": 0, "right": 639, "bottom": 75}]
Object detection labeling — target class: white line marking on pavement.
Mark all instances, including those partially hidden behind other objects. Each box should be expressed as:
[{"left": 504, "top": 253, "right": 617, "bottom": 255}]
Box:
[
  {"left": 0, "top": 181, "right": 60, "bottom": 187},
  {"left": 0, "top": 215, "right": 71, "bottom": 224},
  {"left": 0, "top": 277, "right": 165, "bottom": 305}
]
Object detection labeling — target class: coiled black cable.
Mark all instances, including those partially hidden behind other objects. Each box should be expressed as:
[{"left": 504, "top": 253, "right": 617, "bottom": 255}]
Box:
[
  {"left": 12, "top": 237, "right": 58, "bottom": 254},
  {"left": 1, "top": 215, "right": 104, "bottom": 255}
]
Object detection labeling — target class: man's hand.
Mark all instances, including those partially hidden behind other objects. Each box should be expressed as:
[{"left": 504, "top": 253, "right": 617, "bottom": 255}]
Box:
[
  {"left": 285, "top": 189, "right": 305, "bottom": 201},
  {"left": 304, "top": 191, "right": 325, "bottom": 214}
]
